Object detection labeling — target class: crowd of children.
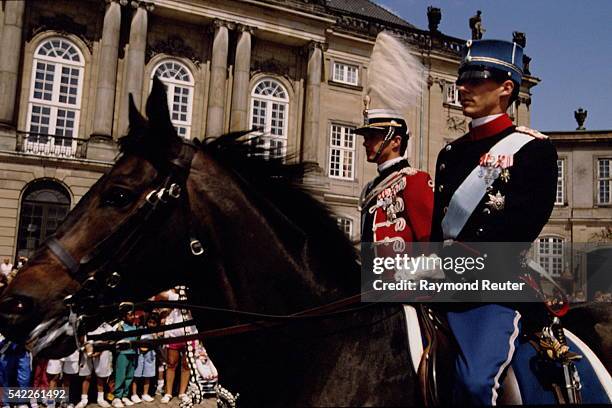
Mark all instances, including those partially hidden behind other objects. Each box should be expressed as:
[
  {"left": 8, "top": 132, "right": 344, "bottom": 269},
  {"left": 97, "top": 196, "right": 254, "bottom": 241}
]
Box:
[{"left": 0, "top": 291, "right": 218, "bottom": 408}]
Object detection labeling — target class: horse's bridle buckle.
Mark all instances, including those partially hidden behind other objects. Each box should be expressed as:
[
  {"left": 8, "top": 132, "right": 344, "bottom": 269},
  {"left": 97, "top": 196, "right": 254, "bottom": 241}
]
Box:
[
  {"left": 168, "top": 183, "right": 181, "bottom": 199},
  {"left": 190, "top": 239, "right": 205, "bottom": 256},
  {"left": 146, "top": 189, "right": 159, "bottom": 205}
]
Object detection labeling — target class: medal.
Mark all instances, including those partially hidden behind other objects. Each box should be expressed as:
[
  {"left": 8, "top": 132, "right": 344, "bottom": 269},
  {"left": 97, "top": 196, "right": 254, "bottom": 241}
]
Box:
[
  {"left": 500, "top": 168, "right": 511, "bottom": 183},
  {"left": 485, "top": 191, "right": 505, "bottom": 211}
]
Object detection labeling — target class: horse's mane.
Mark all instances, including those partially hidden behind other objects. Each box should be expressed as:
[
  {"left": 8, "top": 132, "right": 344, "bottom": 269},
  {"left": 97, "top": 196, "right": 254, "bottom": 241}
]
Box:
[
  {"left": 201, "top": 132, "right": 361, "bottom": 277},
  {"left": 119, "top": 130, "right": 361, "bottom": 284}
]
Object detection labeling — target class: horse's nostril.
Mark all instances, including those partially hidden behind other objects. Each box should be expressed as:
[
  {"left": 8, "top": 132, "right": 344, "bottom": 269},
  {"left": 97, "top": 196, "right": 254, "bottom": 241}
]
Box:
[{"left": 0, "top": 295, "right": 33, "bottom": 315}]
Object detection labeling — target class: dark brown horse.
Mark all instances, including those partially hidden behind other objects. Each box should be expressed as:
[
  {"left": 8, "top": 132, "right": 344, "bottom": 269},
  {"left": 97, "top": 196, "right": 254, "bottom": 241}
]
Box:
[
  {"left": 0, "top": 79, "right": 419, "bottom": 406},
  {"left": 0, "top": 79, "right": 609, "bottom": 406}
]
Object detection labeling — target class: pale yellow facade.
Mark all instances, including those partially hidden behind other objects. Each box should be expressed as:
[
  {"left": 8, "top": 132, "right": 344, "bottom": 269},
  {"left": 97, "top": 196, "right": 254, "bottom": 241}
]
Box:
[
  {"left": 0, "top": 0, "right": 538, "bottom": 260},
  {"left": 539, "top": 131, "right": 612, "bottom": 299}
]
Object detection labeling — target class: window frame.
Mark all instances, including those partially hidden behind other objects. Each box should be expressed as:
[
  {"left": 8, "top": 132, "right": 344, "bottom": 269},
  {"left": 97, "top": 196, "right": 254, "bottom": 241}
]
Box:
[
  {"left": 536, "top": 236, "right": 565, "bottom": 278},
  {"left": 555, "top": 158, "right": 565, "bottom": 206},
  {"left": 336, "top": 216, "right": 354, "bottom": 239},
  {"left": 16, "top": 179, "right": 71, "bottom": 259},
  {"left": 248, "top": 78, "right": 289, "bottom": 159},
  {"left": 151, "top": 60, "right": 195, "bottom": 139},
  {"left": 443, "top": 82, "right": 461, "bottom": 107},
  {"left": 596, "top": 157, "right": 612, "bottom": 206},
  {"left": 25, "top": 37, "right": 85, "bottom": 156},
  {"left": 332, "top": 62, "right": 359, "bottom": 86},
  {"left": 328, "top": 123, "right": 356, "bottom": 181}
]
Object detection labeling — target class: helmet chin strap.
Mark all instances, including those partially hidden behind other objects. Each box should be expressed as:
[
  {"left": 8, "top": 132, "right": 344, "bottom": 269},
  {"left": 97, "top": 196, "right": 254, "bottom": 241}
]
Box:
[{"left": 372, "top": 126, "right": 396, "bottom": 163}]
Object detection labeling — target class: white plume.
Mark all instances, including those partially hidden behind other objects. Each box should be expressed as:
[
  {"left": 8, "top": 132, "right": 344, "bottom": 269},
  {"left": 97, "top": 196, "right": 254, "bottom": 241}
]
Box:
[{"left": 366, "top": 31, "right": 424, "bottom": 111}]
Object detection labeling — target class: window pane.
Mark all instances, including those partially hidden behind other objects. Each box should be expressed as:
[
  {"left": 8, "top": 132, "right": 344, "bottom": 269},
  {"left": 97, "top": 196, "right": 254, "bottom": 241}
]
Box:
[
  {"left": 333, "top": 63, "right": 344, "bottom": 82},
  {"left": 336, "top": 217, "right": 353, "bottom": 238},
  {"left": 600, "top": 180, "right": 610, "bottom": 204},
  {"left": 599, "top": 159, "right": 610, "bottom": 178},
  {"left": 328, "top": 124, "right": 355, "bottom": 179},
  {"left": 33, "top": 63, "right": 55, "bottom": 101},
  {"left": 55, "top": 109, "right": 76, "bottom": 141},
  {"left": 29, "top": 105, "right": 51, "bottom": 136},
  {"left": 537, "top": 237, "right": 564, "bottom": 277},
  {"left": 333, "top": 63, "right": 358, "bottom": 85},
  {"left": 556, "top": 159, "right": 564, "bottom": 204},
  {"left": 251, "top": 99, "right": 267, "bottom": 131}
]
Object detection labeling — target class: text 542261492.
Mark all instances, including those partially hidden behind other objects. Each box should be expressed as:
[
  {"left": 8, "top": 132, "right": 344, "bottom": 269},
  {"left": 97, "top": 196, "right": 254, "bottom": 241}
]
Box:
[{"left": 1, "top": 388, "right": 68, "bottom": 402}]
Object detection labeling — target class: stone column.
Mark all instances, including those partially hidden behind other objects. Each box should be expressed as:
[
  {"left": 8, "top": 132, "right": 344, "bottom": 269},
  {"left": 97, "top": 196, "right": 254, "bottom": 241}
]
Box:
[
  {"left": 206, "top": 19, "right": 231, "bottom": 138},
  {"left": 0, "top": 0, "right": 25, "bottom": 127},
  {"left": 119, "top": 0, "right": 153, "bottom": 136},
  {"left": 229, "top": 24, "right": 254, "bottom": 132},
  {"left": 91, "top": 0, "right": 122, "bottom": 141},
  {"left": 302, "top": 41, "right": 323, "bottom": 164}
]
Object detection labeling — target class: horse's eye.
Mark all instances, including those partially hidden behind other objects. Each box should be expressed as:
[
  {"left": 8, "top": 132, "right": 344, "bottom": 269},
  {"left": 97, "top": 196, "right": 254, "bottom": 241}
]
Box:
[{"left": 101, "top": 188, "right": 134, "bottom": 208}]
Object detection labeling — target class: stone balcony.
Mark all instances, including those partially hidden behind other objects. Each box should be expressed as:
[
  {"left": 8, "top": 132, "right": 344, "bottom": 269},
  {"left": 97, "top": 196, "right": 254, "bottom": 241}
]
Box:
[{"left": 15, "top": 131, "right": 88, "bottom": 159}]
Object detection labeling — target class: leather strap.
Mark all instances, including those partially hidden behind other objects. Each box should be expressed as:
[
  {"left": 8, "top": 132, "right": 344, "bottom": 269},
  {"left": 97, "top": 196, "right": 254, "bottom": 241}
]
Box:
[{"left": 46, "top": 236, "right": 79, "bottom": 276}]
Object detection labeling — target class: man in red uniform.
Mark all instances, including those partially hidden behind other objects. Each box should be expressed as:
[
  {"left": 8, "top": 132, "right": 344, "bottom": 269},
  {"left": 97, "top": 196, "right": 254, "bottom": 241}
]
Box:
[{"left": 358, "top": 109, "right": 434, "bottom": 246}]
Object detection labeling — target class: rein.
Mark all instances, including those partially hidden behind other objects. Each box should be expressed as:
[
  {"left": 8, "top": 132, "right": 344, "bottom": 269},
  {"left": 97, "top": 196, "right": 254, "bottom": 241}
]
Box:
[
  {"left": 43, "top": 138, "right": 374, "bottom": 353},
  {"left": 85, "top": 293, "right": 373, "bottom": 352}
]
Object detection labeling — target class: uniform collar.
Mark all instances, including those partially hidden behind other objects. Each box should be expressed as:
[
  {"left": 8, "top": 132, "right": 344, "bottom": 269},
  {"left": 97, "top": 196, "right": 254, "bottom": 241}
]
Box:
[
  {"left": 471, "top": 113, "right": 504, "bottom": 128},
  {"left": 377, "top": 156, "right": 404, "bottom": 173},
  {"left": 469, "top": 113, "right": 513, "bottom": 141}
]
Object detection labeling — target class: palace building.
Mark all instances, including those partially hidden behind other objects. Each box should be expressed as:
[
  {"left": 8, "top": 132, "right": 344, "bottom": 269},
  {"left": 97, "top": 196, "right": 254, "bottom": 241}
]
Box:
[
  {"left": 0, "top": 0, "right": 538, "bottom": 260},
  {"left": 538, "top": 114, "right": 612, "bottom": 300}
]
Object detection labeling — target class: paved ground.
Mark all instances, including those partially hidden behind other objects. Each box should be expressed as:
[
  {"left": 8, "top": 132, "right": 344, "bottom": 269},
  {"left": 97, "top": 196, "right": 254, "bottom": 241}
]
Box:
[
  {"left": 77, "top": 396, "right": 217, "bottom": 408},
  {"left": 147, "top": 397, "right": 216, "bottom": 408}
]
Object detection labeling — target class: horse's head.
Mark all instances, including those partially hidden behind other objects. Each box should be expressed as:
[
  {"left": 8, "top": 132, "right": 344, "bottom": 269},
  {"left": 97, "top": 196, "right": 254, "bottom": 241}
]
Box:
[
  {"left": 0, "top": 78, "right": 195, "bottom": 357},
  {"left": 0, "top": 76, "right": 360, "bottom": 358}
]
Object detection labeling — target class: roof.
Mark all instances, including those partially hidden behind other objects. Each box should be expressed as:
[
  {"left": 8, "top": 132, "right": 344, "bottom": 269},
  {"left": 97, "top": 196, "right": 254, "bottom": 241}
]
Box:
[{"left": 326, "top": 0, "right": 413, "bottom": 28}]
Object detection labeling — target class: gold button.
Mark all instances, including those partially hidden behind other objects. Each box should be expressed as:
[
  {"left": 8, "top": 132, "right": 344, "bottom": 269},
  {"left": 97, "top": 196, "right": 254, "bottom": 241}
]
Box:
[
  {"left": 438, "top": 185, "right": 444, "bottom": 192},
  {"left": 445, "top": 145, "right": 452, "bottom": 151},
  {"left": 443, "top": 206, "right": 448, "bottom": 214},
  {"left": 439, "top": 163, "right": 446, "bottom": 171}
]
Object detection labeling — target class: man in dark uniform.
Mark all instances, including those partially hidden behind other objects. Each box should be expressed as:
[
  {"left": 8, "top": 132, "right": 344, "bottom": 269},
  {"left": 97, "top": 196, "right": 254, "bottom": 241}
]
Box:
[
  {"left": 430, "top": 39, "right": 558, "bottom": 405},
  {"left": 358, "top": 109, "right": 434, "bottom": 245}
]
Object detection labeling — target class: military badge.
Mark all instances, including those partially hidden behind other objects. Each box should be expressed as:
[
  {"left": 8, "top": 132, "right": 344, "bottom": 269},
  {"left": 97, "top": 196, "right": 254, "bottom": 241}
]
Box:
[
  {"left": 478, "top": 153, "right": 514, "bottom": 184},
  {"left": 485, "top": 191, "right": 505, "bottom": 211},
  {"left": 500, "top": 168, "right": 511, "bottom": 183}
]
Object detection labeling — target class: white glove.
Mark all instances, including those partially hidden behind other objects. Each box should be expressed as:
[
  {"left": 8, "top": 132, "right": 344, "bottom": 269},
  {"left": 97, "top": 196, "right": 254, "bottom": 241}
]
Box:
[{"left": 393, "top": 254, "right": 445, "bottom": 281}]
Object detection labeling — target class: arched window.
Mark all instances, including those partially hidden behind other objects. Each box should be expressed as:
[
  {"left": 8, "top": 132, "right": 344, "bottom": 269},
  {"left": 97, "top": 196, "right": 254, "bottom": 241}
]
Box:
[
  {"left": 16, "top": 180, "right": 71, "bottom": 259},
  {"left": 249, "top": 79, "right": 289, "bottom": 158},
  {"left": 26, "top": 37, "right": 84, "bottom": 157},
  {"left": 152, "top": 60, "right": 194, "bottom": 138},
  {"left": 536, "top": 236, "right": 564, "bottom": 277}
]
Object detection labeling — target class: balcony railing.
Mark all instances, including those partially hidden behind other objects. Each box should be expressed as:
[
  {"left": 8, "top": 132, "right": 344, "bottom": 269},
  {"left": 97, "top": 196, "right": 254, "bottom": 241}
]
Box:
[{"left": 16, "top": 131, "right": 88, "bottom": 159}]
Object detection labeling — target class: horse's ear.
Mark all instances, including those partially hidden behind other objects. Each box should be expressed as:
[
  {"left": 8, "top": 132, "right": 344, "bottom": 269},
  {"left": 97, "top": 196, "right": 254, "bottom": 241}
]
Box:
[
  {"left": 146, "top": 76, "right": 178, "bottom": 139},
  {"left": 128, "top": 94, "right": 146, "bottom": 130}
]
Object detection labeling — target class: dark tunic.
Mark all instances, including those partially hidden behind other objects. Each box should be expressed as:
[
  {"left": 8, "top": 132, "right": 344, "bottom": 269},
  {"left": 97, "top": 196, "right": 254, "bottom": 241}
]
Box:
[{"left": 431, "top": 114, "right": 557, "bottom": 288}]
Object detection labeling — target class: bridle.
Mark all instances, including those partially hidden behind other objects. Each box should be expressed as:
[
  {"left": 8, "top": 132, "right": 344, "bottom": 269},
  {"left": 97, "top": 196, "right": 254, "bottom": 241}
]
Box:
[
  {"left": 40, "top": 138, "right": 372, "bottom": 354},
  {"left": 44, "top": 139, "right": 203, "bottom": 344}
]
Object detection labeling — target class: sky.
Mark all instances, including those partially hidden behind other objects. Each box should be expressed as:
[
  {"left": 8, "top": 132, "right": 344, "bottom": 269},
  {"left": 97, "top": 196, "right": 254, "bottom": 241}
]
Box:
[{"left": 373, "top": 0, "right": 612, "bottom": 131}]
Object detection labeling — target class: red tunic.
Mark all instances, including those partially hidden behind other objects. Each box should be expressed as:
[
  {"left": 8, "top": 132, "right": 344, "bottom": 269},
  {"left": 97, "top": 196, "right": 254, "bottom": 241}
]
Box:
[{"left": 360, "top": 160, "right": 434, "bottom": 245}]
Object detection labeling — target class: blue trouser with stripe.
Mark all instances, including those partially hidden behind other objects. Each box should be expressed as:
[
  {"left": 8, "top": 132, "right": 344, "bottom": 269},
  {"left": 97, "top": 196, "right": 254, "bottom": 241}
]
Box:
[{"left": 447, "top": 304, "right": 521, "bottom": 406}]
